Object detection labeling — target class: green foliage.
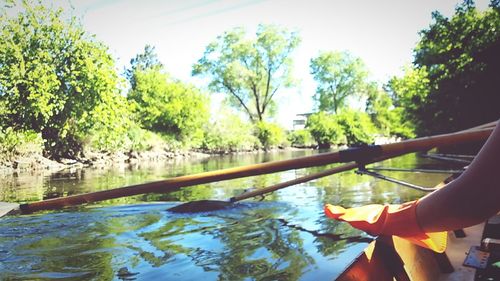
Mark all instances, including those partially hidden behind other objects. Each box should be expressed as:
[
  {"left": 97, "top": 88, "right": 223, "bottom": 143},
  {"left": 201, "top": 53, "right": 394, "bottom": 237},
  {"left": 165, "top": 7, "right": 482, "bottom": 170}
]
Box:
[
  {"left": 255, "top": 121, "right": 287, "bottom": 149},
  {"left": 125, "top": 45, "right": 163, "bottom": 89},
  {"left": 366, "top": 86, "right": 416, "bottom": 138},
  {"left": 306, "top": 112, "right": 345, "bottom": 148},
  {"left": 310, "top": 51, "right": 369, "bottom": 113},
  {"left": 193, "top": 24, "right": 300, "bottom": 122},
  {"left": 200, "top": 111, "right": 259, "bottom": 153},
  {"left": 306, "top": 110, "right": 377, "bottom": 147},
  {"left": 396, "top": 2, "right": 500, "bottom": 134},
  {"left": 127, "top": 68, "right": 209, "bottom": 142},
  {"left": 83, "top": 94, "right": 136, "bottom": 152},
  {"left": 0, "top": 127, "right": 44, "bottom": 160},
  {"left": 386, "top": 65, "right": 429, "bottom": 135},
  {"left": 335, "top": 109, "right": 376, "bottom": 145},
  {"left": 0, "top": 2, "right": 119, "bottom": 158},
  {"left": 287, "top": 129, "right": 314, "bottom": 148},
  {"left": 125, "top": 126, "right": 167, "bottom": 152}
]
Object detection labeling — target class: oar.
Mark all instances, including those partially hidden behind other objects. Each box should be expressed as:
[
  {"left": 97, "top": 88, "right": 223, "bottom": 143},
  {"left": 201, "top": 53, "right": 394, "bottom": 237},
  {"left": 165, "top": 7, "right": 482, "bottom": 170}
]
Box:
[
  {"left": 168, "top": 161, "right": 366, "bottom": 213},
  {"left": 168, "top": 149, "right": 468, "bottom": 213},
  {"left": 169, "top": 125, "right": 496, "bottom": 213},
  {"left": 463, "top": 119, "right": 498, "bottom": 131},
  {"left": 1, "top": 126, "right": 493, "bottom": 216}
]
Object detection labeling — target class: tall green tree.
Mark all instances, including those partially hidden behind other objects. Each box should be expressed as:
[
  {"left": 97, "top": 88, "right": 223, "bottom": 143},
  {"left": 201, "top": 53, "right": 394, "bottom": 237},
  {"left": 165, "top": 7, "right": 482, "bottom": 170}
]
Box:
[
  {"left": 310, "top": 51, "right": 369, "bottom": 113},
  {"left": 0, "top": 2, "right": 120, "bottom": 158},
  {"left": 192, "top": 24, "right": 300, "bottom": 122},
  {"left": 127, "top": 51, "right": 209, "bottom": 142},
  {"left": 125, "top": 44, "right": 163, "bottom": 89},
  {"left": 365, "top": 86, "right": 415, "bottom": 138},
  {"left": 306, "top": 111, "right": 345, "bottom": 148},
  {"left": 335, "top": 109, "right": 376, "bottom": 145},
  {"left": 393, "top": 1, "right": 500, "bottom": 135},
  {"left": 386, "top": 65, "right": 430, "bottom": 132}
]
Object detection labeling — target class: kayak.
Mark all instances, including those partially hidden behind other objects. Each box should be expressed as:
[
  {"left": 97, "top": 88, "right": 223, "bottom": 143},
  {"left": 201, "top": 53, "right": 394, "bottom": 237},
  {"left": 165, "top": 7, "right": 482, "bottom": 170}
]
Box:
[{"left": 335, "top": 175, "right": 500, "bottom": 281}]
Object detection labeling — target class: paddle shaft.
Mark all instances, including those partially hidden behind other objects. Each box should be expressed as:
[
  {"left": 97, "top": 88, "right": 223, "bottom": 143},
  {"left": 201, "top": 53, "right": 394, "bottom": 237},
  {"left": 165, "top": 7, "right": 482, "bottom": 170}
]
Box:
[
  {"left": 230, "top": 162, "right": 360, "bottom": 202},
  {"left": 230, "top": 150, "right": 432, "bottom": 202},
  {"left": 20, "top": 127, "right": 493, "bottom": 213}
]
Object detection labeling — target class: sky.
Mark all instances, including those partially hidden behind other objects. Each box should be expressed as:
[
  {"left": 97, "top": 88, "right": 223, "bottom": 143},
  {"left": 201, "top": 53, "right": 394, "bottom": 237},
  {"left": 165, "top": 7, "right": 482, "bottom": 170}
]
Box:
[{"left": 20, "top": 0, "right": 492, "bottom": 128}]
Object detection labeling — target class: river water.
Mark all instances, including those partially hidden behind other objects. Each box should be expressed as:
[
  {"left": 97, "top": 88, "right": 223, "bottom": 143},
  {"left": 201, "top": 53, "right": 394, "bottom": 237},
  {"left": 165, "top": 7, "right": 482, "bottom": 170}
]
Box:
[{"left": 0, "top": 150, "right": 461, "bottom": 280}]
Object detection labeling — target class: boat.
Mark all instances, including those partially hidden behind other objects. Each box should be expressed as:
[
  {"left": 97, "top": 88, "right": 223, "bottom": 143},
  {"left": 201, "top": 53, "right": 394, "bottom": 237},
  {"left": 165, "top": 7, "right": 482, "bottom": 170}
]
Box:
[
  {"left": 336, "top": 156, "right": 500, "bottom": 281},
  {"left": 336, "top": 215, "right": 500, "bottom": 280}
]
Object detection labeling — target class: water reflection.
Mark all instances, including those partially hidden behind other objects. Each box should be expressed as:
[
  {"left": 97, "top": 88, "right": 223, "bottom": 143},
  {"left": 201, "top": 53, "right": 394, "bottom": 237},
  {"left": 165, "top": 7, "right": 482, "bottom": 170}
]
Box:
[
  {"left": 0, "top": 152, "right": 464, "bottom": 280},
  {"left": 0, "top": 203, "right": 371, "bottom": 280}
]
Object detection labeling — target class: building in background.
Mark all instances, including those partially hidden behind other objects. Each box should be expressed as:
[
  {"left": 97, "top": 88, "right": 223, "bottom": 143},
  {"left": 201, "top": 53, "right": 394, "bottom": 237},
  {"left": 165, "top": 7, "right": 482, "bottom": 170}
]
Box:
[{"left": 292, "top": 113, "right": 312, "bottom": 130}]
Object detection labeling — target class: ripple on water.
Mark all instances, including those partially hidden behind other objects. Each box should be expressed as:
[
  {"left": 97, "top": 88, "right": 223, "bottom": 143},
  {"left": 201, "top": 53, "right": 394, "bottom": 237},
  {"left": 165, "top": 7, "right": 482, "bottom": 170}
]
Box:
[{"left": 0, "top": 200, "right": 370, "bottom": 280}]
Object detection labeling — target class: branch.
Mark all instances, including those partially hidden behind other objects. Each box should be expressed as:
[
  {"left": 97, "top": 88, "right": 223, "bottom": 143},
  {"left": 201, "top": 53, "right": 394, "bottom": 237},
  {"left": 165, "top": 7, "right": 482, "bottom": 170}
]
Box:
[{"left": 222, "top": 81, "right": 255, "bottom": 122}]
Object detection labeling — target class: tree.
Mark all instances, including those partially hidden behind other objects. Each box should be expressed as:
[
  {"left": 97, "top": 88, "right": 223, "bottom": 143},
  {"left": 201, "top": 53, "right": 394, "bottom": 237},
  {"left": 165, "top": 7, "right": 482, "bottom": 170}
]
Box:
[
  {"left": 193, "top": 24, "right": 300, "bottom": 122},
  {"left": 401, "top": 1, "right": 500, "bottom": 135},
  {"left": 0, "top": 2, "right": 120, "bottom": 158},
  {"left": 366, "top": 86, "right": 416, "bottom": 138},
  {"left": 125, "top": 45, "right": 163, "bottom": 89},
  {"left": 127, "top": 68, "right": 209, "bottom": 142},
  {"left": 335, "top": 109, "right": 376, "bottom": 145},
  {"left": 310, "top": 51, "right": 369, "bottom": 113},
  {"left": 126, "top": 46, "right": 209, "bottom": 143},
  {"left": 386, "top": 65, "right": 429, "bottom": 136},
  {"left": 306, "top": 112, "right": 345, "bottom": 148}
]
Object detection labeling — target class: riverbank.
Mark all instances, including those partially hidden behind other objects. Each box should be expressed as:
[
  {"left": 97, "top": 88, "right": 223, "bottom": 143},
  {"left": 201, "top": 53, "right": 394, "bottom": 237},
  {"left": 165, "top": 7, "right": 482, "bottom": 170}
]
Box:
[
  {"left": 0, "top": 149, "right": 202, "bottom": 174},
  {"left": 0, "top": 134, "right": 402, "bottom": 174},
  {"left": 0, "top": 146, "right": 314, "bottom": 175}
]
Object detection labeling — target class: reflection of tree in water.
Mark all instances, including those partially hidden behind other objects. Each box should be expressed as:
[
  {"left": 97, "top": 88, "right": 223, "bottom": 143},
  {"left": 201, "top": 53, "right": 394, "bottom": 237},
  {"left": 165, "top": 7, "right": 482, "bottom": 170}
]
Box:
[
  {"left": 0, "top": 210, "right": 159, "bottom": 280},
  {"left": 133, "top": 207, "right": 316, "bottom": 280},
  {"left": 215, "top": 213, "right": 313, "bottom": 280},
  {"left": 1, "top": 202, "right": 371, "bottom": 280},
  {"left": 128, "top": 203, "right": 374, "bottom": 280},
  {"left": 309, "top": 155, "right": 430, "bottom": 207}
]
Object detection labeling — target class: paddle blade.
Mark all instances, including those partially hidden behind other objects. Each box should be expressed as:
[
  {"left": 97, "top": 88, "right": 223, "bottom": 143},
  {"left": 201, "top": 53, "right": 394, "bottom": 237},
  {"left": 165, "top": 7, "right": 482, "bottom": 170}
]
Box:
[
  {"left": 0, "top": 202, "right": 20, "bottom": 218},
  {"left": 168, "top": 200, "right": 233, "bottom": 213}
]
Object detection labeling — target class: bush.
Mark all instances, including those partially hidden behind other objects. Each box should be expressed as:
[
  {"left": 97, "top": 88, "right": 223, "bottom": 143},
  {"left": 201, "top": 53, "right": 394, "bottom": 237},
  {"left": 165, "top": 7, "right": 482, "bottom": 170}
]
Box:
[
  {"left": 287, "top": 129, "right": 314, "bottom": 148},
  {"left": 255, "top": 121, "right": 287, "bottom": 149},
  {"left": 128, "top": 69, "right": 209, "bottom": 142},
  {"left": 126, "top": 126, "right": 168, "bottom": 152},
  {"left": 335, "top": 109, "right": 377, "bottom": 145},
  {"left": 0, "top": 127, "right": 44, "bottom": 160},
  {"left": 200, "top": 113, "right": 259, "bottom": 153},
  {"left": 306, "top": 112, "right": 345, "bottom": 148}
]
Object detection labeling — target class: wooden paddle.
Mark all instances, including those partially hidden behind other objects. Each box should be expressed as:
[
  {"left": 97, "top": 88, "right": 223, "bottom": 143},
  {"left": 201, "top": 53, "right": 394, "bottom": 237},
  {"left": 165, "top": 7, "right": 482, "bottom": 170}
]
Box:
[{"left": 1, "top": 126, "right": 493, "bottom": 216}]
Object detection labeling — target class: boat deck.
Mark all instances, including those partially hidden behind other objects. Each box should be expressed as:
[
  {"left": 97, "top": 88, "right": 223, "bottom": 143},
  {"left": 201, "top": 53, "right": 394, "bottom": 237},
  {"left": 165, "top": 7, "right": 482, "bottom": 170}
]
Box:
[
  {"left": 439, "top": 223, "right": 484, "bottom": 280},
  {"left": 336, "top": 215, "right": 500, "bottom": 281}
]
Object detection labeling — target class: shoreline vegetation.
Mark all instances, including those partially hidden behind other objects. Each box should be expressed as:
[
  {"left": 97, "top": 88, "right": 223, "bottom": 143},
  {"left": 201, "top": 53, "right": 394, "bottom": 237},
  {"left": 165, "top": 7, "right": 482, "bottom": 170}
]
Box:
[
  {"left": 0, "top": 134, "right": 400, "bottom": 175},
  {"left": 1, "top": 1, "right": 499, "bottom": 176},
  {"left": 0, "top": 145, "right": 312, "bottom": 174}
]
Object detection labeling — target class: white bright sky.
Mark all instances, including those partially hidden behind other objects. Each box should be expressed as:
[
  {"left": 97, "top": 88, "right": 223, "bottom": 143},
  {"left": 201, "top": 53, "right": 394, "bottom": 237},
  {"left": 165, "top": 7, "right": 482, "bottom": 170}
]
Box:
[{"left": 23, "top": 0, "right": 492, "bottom": 128}]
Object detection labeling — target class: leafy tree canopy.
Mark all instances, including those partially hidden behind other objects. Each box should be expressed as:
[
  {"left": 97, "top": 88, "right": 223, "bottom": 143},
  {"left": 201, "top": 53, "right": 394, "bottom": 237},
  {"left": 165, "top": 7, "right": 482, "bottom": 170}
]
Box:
[
  {"left": 366, "top": 85, "right": 416, "bottom": 138},
  {"left": 394, "top": 0, "right": 500, "bottom": 135},
  {"left": 310, "top": 51, "right": 369, "bottom": 113},
  {"left": 125, "top": 44, "right": 163, "bottom": 89},
  {"left": 385, "top": 65, "right": 430, "bottom": 136},
  {"left": 306, "top": 111, "right": 345, "bottom": 148},
  {"left": 0, "top": 1, "right": 120, "bottom": 158},
  {"left": 193, "top": 24, "right": 300, "bottom": 122},
  {"left": 128, "top": 68, "right": 209, "bottom": 142}
]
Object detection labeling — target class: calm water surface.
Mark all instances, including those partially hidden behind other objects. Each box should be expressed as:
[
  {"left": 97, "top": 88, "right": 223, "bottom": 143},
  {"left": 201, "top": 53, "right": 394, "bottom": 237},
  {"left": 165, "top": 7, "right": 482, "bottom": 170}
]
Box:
[{"left": 0, "top": 150, "right": 462, "bottom": 280}]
